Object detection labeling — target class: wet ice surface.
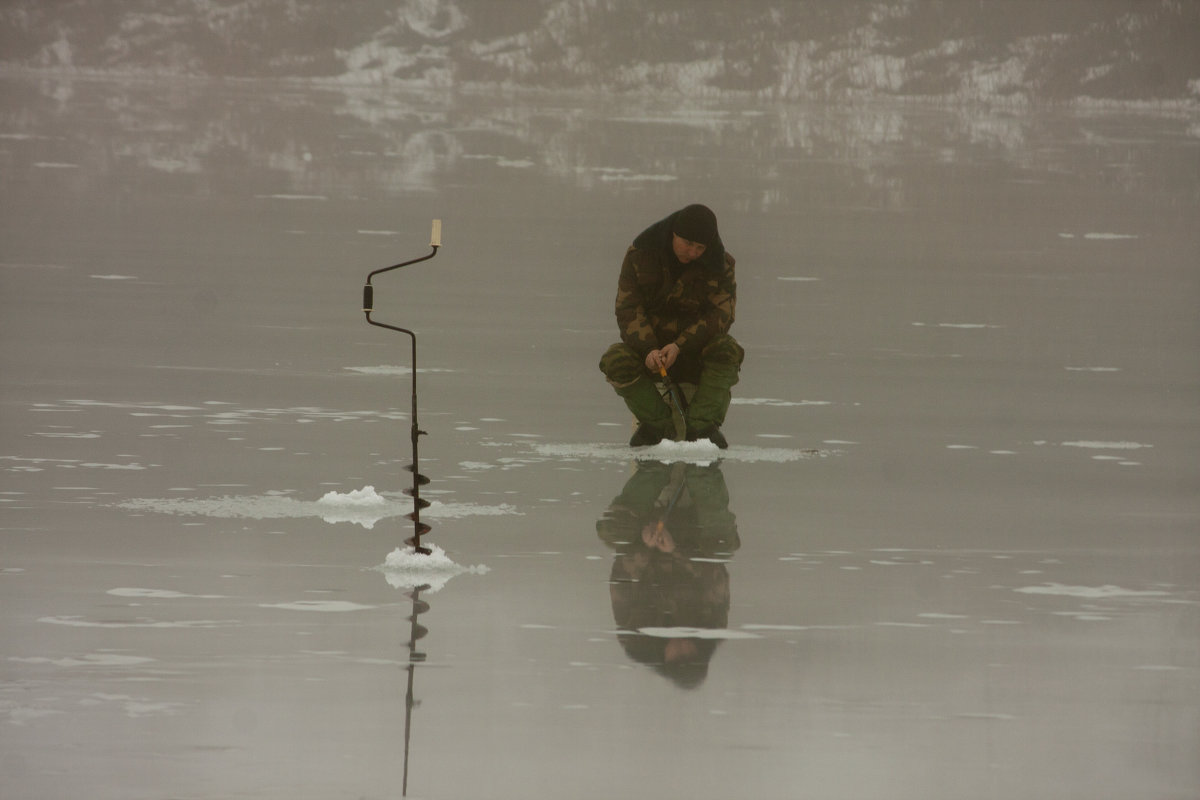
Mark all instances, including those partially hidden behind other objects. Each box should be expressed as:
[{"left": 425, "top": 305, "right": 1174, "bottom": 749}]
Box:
[{"left": 2, "top": 80, "right": 1199, "bottom": 799}]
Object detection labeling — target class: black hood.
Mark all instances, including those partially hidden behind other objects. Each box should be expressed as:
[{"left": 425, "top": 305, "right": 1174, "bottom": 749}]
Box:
[{"left": 631, "top": 207, "right": 726, "bottom": 271}]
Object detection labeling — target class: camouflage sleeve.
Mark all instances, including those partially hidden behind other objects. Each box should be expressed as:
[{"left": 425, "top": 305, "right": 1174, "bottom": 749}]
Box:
[
  {"left": 614, "top": 247, "right": 660, "bottom": 355},
  {"left": 675, "top": 252, "right": 736, "bottom": 353}
]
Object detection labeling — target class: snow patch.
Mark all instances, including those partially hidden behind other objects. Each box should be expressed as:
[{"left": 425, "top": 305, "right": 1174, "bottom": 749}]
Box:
[
  {"left": 345, "top": 365, "right": 455, "bottom": 375},
  {"left": 58, "top": 399, "right": 205, "bottom": 412},
  {"left": 529, "top": 441, "right": 825, "bottom": 465},
  {"left": 32, "top": 432, "right": 101, "bottom": 439},
  {"left": 912, "top": 322, "right": 1002, "bottom": 329},
  {"left": 379, "top": 543, "right": 489, "bottom": 593},
  {"left": 954, "top": 713, "right": 1016, "bottom": 721},
  {"left": 598, "top": 173, "right": 677, "bottom": 182},
  {"left": 261, "top": 600, "right": 377, "bottom": 612},
  {"left": 318, "top": 485, "right": 387, "bottom": 507},
  {"left": 741, "top": 624, "right": 853, "bottom": 632},
  {"left": 635, "top": 627, "right": 760, "bottom": 640},
  {"left": 1059, "top": 231, "right": 1140, "bottom": 240},
  {"left": 10, "top": 653, "right": 154, "bottom": 668},
  {"left": 107, "top": 588, "right": 227, "bottom": 599},
  {"left": 1014, "top": 583, "right": 1170, "bottom": 598},
  {"left": 732, "top": 398, "right": 830, "bottom": 407},
  {"left": 38, "top": 616, "right": 237, "bottom": 628},
  {"left": 118, "top": 487, "right": 519, "bottom": 529},
  {"left": 1061, "top": 441, "right": 1152, "bottom": 450}
]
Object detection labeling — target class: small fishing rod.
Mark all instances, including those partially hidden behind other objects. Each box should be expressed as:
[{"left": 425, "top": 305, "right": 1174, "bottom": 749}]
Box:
[
  {"left": 659, "top": 364, "right": 689, "bottom": 421},
  {"left": 363, "top": 220, "right": 442, "bottom": 555}
]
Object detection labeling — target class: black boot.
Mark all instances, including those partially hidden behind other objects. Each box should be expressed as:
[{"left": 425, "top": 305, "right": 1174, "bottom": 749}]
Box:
[
  {"left": 630, "top": 423, "right": 665, "bottom": 447},
  {"left": 684, "top": 379, "right": 732, "bottom": 450},
  {"left": 617, "top": 377, "right": 674, "bottom": 446},
  {"left": 686, "top": 426, "right": 728, "bottom": 449}
]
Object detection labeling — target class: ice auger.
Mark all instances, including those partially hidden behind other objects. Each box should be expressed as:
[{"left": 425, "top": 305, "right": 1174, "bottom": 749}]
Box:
[{"left": 363, "top": 220, "right": 442, "bottom": 555}]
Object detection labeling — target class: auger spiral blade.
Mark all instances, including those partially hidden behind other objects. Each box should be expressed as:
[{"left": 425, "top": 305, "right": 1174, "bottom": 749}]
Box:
[
  {"left": 405, "top": 469, "right": 433, "bottom": 553},
  {"left": 405, "top": 519, "right": 433, "bottom": 554},
  {"left": 405, "top": 516, "right": 432, "bottom": 533},
  {"left": 404, "top": 465, "right": 432, "bottom": 485},
  {"left": 405, "top": 492, "right": 432, "bottom": 510},
  {"left": 406, "top": 598, "right": 430, "bottom": 617}
]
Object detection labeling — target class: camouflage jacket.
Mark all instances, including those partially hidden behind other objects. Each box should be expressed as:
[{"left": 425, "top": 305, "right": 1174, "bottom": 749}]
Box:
[{"left": 614, "top": 216, "right": 736, "bottom": 357}]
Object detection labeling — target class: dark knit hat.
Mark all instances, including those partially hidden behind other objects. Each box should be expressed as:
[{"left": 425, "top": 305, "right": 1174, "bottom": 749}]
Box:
[{"left": 672, "top": 204, "right": 718, "bottom": 246}]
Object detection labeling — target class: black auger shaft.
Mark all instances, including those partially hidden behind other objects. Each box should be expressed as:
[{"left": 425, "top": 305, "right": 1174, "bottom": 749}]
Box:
[{"left": 363, "top": 220, "right": 442, "bottom": 555}]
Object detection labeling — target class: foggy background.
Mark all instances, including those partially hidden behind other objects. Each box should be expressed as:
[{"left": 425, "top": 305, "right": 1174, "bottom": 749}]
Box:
[
  {"left": 3, "top": 0, "right": 1199, "bottom": 105},
  {"left": 2, "top": 3, "right": 1198, "bottom": 800}
]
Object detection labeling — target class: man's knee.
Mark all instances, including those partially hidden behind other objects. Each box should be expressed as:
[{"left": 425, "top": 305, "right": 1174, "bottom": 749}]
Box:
[
  {"left": 599, "top": 343, "right": 646, "bottom": 388},
  {"left": 702, "top": 334, "right": 745, "bottom": 367},
  {"left": 699, "top": 335, "right": 744, "bottom": 386}
]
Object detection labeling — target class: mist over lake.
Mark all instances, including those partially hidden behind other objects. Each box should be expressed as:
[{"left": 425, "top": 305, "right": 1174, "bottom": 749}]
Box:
[{"left": 2, "top": 3, "right": 1198, "bottom": 798}]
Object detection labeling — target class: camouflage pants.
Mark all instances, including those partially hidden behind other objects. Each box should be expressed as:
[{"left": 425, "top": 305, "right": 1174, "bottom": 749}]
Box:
[{"left": 599, "top": 334, "right": 744, "bottom": 432}]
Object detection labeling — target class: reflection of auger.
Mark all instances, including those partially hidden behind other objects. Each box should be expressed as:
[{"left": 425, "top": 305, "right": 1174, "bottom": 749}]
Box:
[
  {"left": 363, "top": 220, "right": 442, "bottom": 555},
  {"left": 401, "top": 584, "right": 430, "bottom": 797}
]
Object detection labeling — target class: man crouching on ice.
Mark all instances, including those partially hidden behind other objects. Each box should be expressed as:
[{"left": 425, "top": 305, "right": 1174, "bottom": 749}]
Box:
[{"left": 599, "top": 204, "right": 744, "bottom": 449}]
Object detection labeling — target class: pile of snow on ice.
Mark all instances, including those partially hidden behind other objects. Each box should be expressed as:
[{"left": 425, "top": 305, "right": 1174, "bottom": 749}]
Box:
[
  {"left": 316, "top": 485, "right": 394, "bottom": 527},
  {"left": 380, "top": 544, "right": 488, "bottom": 593},
  {"left": 318, "top": 485, "right": 387, "bottom": 506}
]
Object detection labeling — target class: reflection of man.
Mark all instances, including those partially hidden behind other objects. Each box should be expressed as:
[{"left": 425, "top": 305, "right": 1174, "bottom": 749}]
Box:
[
  {"left": 596, "top": 461, "right": 739, "bottom": 689},
  {"left": 599, "top": 204, "right": 744, "bottom": 448}
]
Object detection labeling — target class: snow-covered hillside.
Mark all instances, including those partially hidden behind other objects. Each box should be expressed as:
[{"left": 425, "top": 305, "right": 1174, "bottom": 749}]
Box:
[{"left": 2, "top": 0, "right": 1198, "bottom": 106}]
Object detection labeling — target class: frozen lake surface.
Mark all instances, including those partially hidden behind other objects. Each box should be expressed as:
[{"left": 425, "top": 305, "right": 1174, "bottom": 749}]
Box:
[{"left": 2, "top": 78, "right": 1198, "bottom": 798}]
